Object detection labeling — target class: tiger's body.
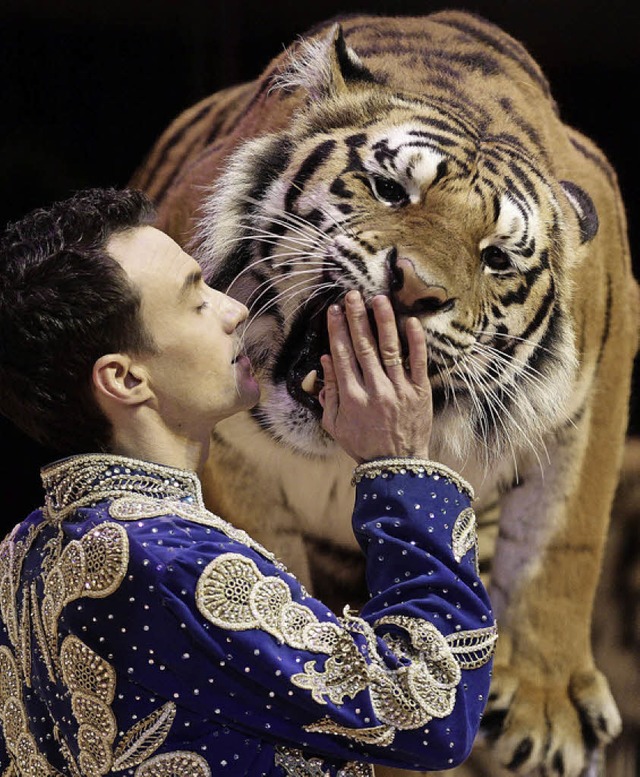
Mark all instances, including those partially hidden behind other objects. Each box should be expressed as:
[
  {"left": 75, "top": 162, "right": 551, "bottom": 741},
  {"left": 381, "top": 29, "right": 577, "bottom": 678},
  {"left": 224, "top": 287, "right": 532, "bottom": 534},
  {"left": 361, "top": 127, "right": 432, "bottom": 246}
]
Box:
[{"left": 130, "top": 11, "right": 639, "bottom": 776}]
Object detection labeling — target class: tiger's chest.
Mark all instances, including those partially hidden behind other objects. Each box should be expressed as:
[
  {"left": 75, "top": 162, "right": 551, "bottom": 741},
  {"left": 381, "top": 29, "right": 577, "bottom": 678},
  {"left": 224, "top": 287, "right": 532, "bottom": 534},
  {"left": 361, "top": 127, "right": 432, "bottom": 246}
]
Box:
[{"left": 214, "top": 411, "right": 507, "bottom": 579}]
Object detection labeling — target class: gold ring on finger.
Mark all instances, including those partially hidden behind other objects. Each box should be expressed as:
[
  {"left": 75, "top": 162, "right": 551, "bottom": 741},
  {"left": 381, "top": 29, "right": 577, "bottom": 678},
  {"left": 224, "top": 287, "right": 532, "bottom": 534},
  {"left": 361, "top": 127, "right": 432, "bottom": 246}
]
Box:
[{"left": 382, "top": 356, "right": 403, "bottom": 367}]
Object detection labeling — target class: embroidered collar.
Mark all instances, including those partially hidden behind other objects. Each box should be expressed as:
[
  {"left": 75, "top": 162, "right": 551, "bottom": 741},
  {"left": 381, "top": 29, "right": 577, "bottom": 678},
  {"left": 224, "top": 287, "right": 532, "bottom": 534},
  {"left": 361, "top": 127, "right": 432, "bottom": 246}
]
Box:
[{"left": 41, "top": 453, "right": 204, "bottom": 522}]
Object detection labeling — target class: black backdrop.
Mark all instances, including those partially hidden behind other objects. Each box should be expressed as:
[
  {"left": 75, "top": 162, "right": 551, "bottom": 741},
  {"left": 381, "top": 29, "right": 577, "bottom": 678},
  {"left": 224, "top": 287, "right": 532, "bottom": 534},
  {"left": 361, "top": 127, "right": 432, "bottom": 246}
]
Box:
[{"left": 1, "top": 0, "right": 639, "bottom": 529}]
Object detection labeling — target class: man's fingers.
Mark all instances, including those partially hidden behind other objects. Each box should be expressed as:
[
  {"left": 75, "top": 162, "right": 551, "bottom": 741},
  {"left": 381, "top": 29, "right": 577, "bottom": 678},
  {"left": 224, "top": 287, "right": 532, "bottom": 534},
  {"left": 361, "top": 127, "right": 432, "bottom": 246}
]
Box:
[
  {"left": 327, "top": 292, "right": 429, "bottom": 394},
  {"left": 319, "top": 353, "right": 338, "bottom": 435},
  {"left": 372, "top": 295, "right": 405, "bottom": 380},
  {"left": 321, "top": 292, "right": 433, "bottom": 462},
  {"left": 405, "top": 316, "right": 429, "bottom": 385},
  {"left": 343, "top": 291, "right": 380, "bottom": 376},
  {"left": 327, "top": 302, "right": 361, "bottom": 392}
]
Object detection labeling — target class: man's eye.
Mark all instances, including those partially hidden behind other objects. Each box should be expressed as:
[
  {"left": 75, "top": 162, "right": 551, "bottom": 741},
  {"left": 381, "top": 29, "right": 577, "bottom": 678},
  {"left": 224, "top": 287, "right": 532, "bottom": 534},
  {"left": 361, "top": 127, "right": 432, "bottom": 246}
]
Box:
[{"left": 369, "top": 175, "right": 408, "bottom": 206}]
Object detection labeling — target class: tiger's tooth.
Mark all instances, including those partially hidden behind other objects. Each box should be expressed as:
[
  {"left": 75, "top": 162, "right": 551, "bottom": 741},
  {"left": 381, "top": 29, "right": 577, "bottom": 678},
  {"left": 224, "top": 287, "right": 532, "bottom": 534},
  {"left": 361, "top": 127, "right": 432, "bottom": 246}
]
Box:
[{"left": 301, "top": 369, "right": 318, "bottom": 395}]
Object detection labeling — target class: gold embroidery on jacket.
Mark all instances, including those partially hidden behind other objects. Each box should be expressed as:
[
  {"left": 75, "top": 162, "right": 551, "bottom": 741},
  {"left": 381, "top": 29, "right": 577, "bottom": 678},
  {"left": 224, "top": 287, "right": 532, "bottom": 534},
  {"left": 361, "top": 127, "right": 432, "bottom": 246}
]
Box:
[
  {"left": 0, "top": 456, "right": 234, "bottom": 775},
  {"left": 0, "top": 645, "right": 62, "bottom": 774},
  {"left": 351, "top": 458, "right": 474, "bottom": 498},
  {"left": 17, "top": 588, "right": 30, "bottom": 687},
  {"left": 60, "top": 635, "right": 118, "bottom": 776},
  {"left": 196, "top": 553, "right": 491, "bottom": 745},
  {"left": 133, "top": 750, "right": 212, "bottom": 776},
  {"left": 40, "top": 523, "right": 129, "bottom": 667},
  {"left": 41, "top": 454, "right": 203, "bottom": 522},
  {"left": 275, "top": 748, "right": 330, "bottom": 777},
  {"left": 1, "top": 519, "right": 195, "bottom": 774},
  {"left": 109, "top": 494, "right": 282, "bottom": 567},
  {"left": 112, "top": 701, "right": 177, "bottom": 770},
  {"left": 274, "top": 747, "right": 374, "bottom": 776},
  {"left": 375, "top": 615, "right": 497, "bottom": 668},
  {"left": 0, "top": 523, "right": 39, "bottom": 667},
  {"left": 302, "top": 717, "right": 396, "bottom": 746},
  {"left": 71, "top": 693, "right": 118, "bottom": 741},
  {"left": 452, "top": 507, "right": 477, "bottom": 563},
  {"left": 34, "top": 580, "right": 57, "bottom": 682},
  {"left": 445, "top": 624, "right": 499, "bottom": 669}
]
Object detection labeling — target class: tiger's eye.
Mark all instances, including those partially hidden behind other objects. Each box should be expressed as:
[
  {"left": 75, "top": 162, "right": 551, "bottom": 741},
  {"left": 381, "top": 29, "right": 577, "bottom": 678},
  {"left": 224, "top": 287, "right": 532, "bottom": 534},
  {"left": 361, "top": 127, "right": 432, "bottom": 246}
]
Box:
[
  {"left": 481, "top": 246, "right": 512, "bottom": 272},
  {"left": 371, "top": 175, "right": 408, "bottom": 205}
]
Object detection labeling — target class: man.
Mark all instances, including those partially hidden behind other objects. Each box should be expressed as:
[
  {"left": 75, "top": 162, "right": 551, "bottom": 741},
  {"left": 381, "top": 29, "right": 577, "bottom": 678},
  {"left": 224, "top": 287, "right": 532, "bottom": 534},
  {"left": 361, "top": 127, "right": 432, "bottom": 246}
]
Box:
[{"left": 0, "top": 188, "right": 496, "bottom": 776}]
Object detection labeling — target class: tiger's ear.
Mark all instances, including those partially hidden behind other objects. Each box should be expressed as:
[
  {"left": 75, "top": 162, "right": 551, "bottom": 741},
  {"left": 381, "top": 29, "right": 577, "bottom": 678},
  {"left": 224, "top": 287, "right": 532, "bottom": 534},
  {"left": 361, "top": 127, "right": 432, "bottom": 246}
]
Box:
[
  {"left": 560, "top": 180, "right": 599, "bottom": 244},
  {"left": 277, "top": 24, "right": 377, "bottom": 99}
]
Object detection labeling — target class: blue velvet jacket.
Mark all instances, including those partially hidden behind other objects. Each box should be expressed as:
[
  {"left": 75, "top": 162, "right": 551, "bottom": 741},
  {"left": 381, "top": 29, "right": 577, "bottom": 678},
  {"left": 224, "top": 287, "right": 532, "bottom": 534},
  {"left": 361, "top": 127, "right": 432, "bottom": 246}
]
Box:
[{"left": 0, "top": 454, "right": 496, "bottom": 776}]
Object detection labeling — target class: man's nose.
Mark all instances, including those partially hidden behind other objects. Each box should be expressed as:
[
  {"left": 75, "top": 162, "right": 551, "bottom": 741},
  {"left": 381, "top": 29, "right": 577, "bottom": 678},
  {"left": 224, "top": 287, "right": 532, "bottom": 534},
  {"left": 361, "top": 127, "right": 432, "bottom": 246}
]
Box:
[
  {"left": 226, "top": 295, "right": 249, "bottom": 328},
  {"left": 235, "top": 300, "right": 249, "bottom": 323}
]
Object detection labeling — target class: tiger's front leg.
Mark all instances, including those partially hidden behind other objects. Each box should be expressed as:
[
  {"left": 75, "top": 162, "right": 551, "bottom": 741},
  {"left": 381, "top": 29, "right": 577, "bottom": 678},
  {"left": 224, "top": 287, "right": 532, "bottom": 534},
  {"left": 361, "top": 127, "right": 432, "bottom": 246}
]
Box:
[{"left": 478, "top": 417, "right": 624, "bottom": 777}]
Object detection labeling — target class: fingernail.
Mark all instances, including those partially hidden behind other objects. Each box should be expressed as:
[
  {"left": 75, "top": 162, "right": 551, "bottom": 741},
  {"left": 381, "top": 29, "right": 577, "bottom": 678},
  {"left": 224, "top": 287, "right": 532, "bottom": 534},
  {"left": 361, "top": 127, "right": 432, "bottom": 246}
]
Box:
[{"left": 329, "top": 304, "right": 342, "bottom": 316}]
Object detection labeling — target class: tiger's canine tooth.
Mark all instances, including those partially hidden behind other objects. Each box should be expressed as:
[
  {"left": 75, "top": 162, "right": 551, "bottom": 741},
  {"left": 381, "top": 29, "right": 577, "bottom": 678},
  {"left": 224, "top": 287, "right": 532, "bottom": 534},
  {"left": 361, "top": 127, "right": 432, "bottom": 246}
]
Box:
[{"left": 301, "top": 369, "right": 318, "bottom": 395}]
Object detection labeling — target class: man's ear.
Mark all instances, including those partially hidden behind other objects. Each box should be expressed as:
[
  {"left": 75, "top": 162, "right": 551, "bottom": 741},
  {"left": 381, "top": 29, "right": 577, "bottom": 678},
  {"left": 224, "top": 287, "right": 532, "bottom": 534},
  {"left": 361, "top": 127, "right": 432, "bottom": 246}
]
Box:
[{"left": 92, "top": 354, "right": 153, "bottom": 406}]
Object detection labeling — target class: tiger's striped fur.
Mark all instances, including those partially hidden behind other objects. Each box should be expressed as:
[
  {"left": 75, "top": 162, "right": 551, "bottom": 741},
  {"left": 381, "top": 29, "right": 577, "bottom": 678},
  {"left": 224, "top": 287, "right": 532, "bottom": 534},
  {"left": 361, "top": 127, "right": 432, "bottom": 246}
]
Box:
[{"left": 130, "top": 11, "right": 640, "bottom": 777}]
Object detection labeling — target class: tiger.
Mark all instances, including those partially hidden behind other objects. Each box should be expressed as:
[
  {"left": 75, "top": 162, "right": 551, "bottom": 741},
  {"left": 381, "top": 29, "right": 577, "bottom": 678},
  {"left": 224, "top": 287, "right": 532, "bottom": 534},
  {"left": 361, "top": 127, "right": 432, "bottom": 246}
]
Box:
[{"left": 129, "top": 10, "right": 640, "bottom": 777}]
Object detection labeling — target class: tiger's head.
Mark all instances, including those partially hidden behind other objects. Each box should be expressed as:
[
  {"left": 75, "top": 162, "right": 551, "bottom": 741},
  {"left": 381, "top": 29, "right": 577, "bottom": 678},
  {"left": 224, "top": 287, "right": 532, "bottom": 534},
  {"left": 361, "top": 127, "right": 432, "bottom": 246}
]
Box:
[{"left": 194, "top": 18, "right": 599, "bottom": 470}]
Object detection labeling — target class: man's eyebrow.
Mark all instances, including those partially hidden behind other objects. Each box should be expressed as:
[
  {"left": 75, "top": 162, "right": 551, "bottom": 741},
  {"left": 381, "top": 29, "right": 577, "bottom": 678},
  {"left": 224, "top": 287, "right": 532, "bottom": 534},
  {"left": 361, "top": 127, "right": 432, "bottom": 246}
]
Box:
[{"left": 178, "top": 269, "right": 203, "bottom": 299}]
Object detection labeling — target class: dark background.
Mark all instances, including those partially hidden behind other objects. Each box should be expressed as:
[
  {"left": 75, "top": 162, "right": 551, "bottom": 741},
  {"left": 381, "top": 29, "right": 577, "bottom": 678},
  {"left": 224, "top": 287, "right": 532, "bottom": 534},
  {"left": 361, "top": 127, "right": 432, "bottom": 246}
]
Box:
[{"left": 1, "top": 0, "right": 639, "bottom": 527}]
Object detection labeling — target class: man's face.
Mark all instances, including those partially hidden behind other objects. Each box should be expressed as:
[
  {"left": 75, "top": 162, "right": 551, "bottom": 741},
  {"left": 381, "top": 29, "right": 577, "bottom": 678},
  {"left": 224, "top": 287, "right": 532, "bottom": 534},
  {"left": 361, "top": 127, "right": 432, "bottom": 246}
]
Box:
[{"left": 107, "top": 226, "right": 260, "bottom": 435}]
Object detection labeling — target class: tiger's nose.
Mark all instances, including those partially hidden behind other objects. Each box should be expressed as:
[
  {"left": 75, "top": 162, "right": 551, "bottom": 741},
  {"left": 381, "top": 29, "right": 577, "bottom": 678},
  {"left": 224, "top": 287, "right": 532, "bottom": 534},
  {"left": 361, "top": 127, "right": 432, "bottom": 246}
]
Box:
[{"left": 388, "top": 250, "right": 454, "bottom": 315}]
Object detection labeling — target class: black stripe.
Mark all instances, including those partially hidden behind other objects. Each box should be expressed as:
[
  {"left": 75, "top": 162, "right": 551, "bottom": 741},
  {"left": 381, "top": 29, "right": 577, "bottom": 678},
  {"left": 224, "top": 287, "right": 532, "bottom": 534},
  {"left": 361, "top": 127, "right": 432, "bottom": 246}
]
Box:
[
  {"left": 435, "top": 13, "right": 553, "bottom": 100},
  {"left": 498, "top": 96, "right": 545, "bottom": 157},
  {"left": 207, "top": 243, "right": 254, "bottom": 292},
  {"left": 285, "top": 139, "right": 337, "bottom": 212},
  {"left": 248, "top": 136, "right": 294, "bottom": 203},
  {"left": 433, "top": 48, "right": 502, "bottom": 77},
  {"left": 519, "top": 277, "right": 556, "bottom": 350},
  {"left": 135, "top": 100, "right": 216, "bottom": 193},
  {"left": 528, "top": 305, "right": 560, "bottom": 378},
  {"left": 569, "top": 136, "right": 615, "bottom": 185},
  {"left": 329, "top": 177, "right": 354, "bottom": 199},
  {"left": 338, "top": 245, "right": 368, "bottom": 274},
  {"left": 498, "top": 265, "right": 544, "bottom": 306},
  {"left": 595, "top": 274, "right": 612, "bottom": 368}
]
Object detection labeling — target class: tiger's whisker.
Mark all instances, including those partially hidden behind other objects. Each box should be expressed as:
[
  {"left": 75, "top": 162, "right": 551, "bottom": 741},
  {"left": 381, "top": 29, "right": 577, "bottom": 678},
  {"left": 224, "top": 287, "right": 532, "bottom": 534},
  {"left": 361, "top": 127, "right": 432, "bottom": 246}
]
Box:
[
  {"left": 240, "top": 194, "right": 340, "bottom": 246},
  {"left": 245, "top": 273, "right": 330, "bottom": 321},
  {"left": 236, "top": 228, "right": 321, "bottom": 251},
  {"left": 461, "top": 362, "right": 522, "bottom": 480},
  {"left": 468, "top": 341, "right": 556, "bottom": 408},
  {"left": 472, "top": 328, "right": 568, "bottom": 360},
  {"left": 244, "top": 278, "right": 336, "bottom": 332},
  {"left": 233, "top": 257, "right": 332, "bottom": 306},
  {"left": 465, "top": 352, "right": 548, "bottom": 475},
  {"left": 283, "top": 181, "right": 360, "bottom": 239}
]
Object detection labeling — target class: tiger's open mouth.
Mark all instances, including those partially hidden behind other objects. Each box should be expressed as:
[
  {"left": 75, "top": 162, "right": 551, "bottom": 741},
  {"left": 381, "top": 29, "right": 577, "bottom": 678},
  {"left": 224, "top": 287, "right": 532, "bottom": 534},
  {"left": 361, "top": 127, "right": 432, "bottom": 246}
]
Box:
[
  {"left": 277, "top": 294, "right": 335, "bottom": 418},
  {"left": 275, "top": 292, "right": 398, "bottom": 419}
]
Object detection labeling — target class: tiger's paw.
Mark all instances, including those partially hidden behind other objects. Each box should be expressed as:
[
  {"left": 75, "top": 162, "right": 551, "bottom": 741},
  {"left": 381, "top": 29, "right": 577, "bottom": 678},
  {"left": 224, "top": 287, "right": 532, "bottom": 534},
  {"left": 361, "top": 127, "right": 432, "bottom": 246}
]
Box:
[{"left": 480, "top": 666, "right": 622, "bottom": 776}]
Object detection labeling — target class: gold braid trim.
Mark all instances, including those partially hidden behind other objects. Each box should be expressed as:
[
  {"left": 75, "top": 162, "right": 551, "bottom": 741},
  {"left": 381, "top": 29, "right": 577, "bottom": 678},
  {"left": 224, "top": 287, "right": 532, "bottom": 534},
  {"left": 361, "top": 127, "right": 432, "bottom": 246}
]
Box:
[{"left": 351, "top": 458, "right": 474, "bottom": 499}]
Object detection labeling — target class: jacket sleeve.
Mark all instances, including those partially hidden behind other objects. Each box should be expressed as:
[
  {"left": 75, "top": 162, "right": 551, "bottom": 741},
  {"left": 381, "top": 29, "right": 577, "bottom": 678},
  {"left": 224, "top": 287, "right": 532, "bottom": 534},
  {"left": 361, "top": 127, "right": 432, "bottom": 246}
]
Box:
[
  {"left": 157, "top": 459, "right": 494, "bottom": 770},
  {"left": 63, "top": 459, "right": 496, "bottom": 773}
]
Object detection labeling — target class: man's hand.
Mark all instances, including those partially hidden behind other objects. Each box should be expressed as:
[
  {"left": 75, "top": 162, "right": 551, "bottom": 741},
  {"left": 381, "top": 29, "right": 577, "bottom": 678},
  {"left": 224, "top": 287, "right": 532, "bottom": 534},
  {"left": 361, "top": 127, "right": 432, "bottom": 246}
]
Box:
[{"left": 319, "top": 290, "right": 433, "bottom": 463}]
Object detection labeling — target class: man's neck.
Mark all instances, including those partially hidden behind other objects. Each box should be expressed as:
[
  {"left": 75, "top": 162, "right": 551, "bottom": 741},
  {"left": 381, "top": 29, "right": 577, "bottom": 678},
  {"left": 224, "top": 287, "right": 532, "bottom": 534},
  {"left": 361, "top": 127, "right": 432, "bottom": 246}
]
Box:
[{"left": 109, "top": 428, "right": 211, "bottom": 475}]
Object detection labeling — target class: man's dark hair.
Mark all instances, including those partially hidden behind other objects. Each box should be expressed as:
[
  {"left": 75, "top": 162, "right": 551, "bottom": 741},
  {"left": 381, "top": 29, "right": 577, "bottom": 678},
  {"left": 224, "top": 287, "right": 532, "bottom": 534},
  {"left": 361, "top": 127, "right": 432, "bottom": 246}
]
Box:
[{"left": 0, "top": 187, "right": 157, "bottom": 454}]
